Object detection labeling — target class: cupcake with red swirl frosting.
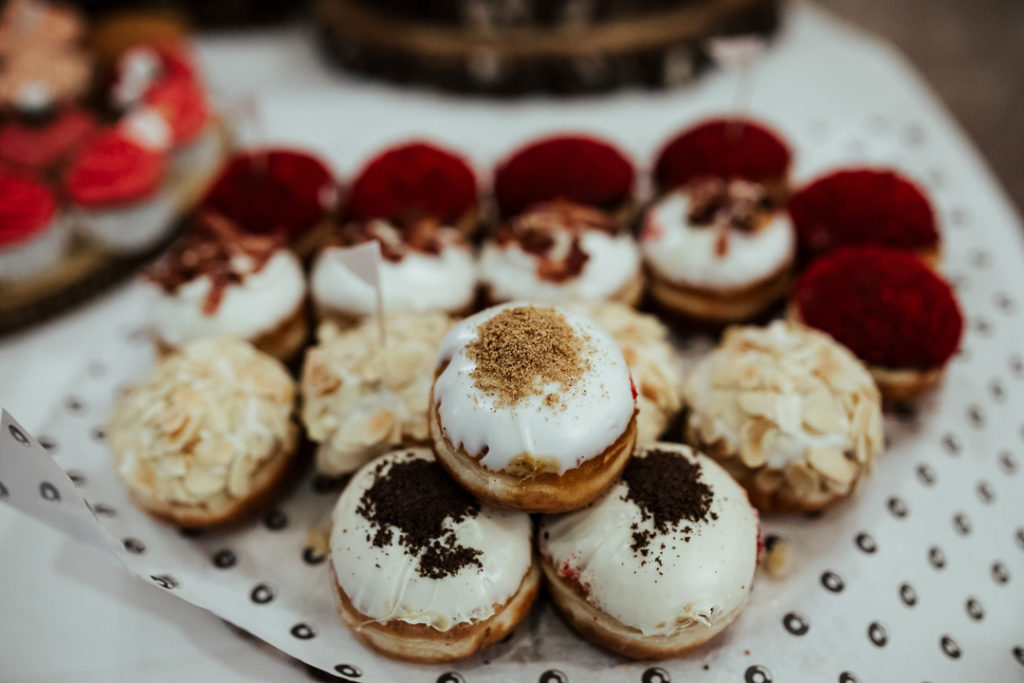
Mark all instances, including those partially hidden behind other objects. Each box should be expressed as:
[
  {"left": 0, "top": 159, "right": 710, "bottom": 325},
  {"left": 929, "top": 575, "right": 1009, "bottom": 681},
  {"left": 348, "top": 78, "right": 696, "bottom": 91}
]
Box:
[
  {"left": 0, "top": 171, "right": 69, "bottom": 282},
  {"left": 789, "top": 246, "right": 963, "bottom": 401},
  {"left": 64, "top": 129, "right": 175, "bottom": 254},
  {"left": 494, "top": 134, "right": 635, "bottom": 223},
  {"left": 109, "top": 44, "right": 218, "bottom": 175},
  {"left": 143, "top": 213, "right": 308, "bottom": 362},
  {"left": 0, "top": 105, "right": 95, "bottom": 173},
  {"left": 642, "top": 117, "right": 794, "bottom": 324},
  {"left": 788, "top": 168, "right": 941, "bottom": 267},
  {"left": 199, "top": 148, "right": 339, "bottom": 255},
  {"left": 481, "top": 200, "right": 642, "bottom": 306}
]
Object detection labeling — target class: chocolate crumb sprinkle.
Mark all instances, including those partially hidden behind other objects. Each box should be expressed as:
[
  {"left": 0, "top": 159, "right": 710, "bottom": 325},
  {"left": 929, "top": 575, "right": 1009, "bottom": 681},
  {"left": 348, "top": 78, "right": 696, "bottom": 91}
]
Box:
[
  {"left": 356, "top": 455, "right": 482, "bottom": 579},
  {"left": 622, "top": 449, "right": 715, "bottom": 560}
]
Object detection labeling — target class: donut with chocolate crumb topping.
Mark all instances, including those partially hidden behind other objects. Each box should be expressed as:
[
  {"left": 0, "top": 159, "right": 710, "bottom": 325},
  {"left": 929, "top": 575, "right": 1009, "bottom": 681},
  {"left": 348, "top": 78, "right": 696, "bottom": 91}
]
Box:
[
  {"left": 790, "top": 245, "right": 963, "bottom": 401},
  {"left": 539, "top": 442, "right": 759, "bottom": 659},
  {"left": 329, "top": 448, "right": 537, "bottom": 663},
  {"left": 430, "top": 303, "right": 638, "bottom": 513}
]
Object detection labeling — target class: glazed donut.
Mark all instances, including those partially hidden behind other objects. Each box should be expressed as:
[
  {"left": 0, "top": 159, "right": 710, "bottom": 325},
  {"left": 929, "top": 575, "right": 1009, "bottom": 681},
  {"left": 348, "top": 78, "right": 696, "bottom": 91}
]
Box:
[
  {"left": 311, "top": 217, "right": 477, "bottom": 325},
  {"left": 539, "top": 442, "right": 760, "bottom": 659},
  {"left": 108, "top": 336, "right": 299, "bottom": 528},
  {"left": 329, "top": 448, "right": 537, "bottom": 663},
  {"left": 683, "top": 320, "right": 885, "bottom": 513},
  {"left": 641, "top": 177, "right": 794, "bottom": 324},
  {"left": 429, "top": 303, "right": 638, "bottom": 513},
  {"left": 480, "top": 200, "right": 643, "bottom": 307},
  {"left": 143, "top": 213, "right": 308, "bottom": 363}
]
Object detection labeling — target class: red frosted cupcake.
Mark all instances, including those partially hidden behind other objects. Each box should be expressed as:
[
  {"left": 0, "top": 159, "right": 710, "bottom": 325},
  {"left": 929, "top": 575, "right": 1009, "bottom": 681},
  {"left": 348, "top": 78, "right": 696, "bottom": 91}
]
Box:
[
  {"left": 199, "top": 148, "right": 338, "bottom": 254},
  {"left": 0, "top": 106, "right": 95, "bottom": 172},
  {"left": 64, "top": 129, "right": 175, "bottom": 254},
  {"left": 789, "top": 168, "right": 940, "bottom": 266},
  {"left": 494, "top": 134, "right": 635, "bottom": 222},
  {"left": 346, "top": 141, "right": 478, "bottom": 232},
  {"left": 789, "top": 245, "right": 963, "bottom": 401},
  {"left": 0, "top": 171, "right": 69, "bottom": 282},
  {"left": 654, "top": 117, "right": 792, "bottom": 199}
]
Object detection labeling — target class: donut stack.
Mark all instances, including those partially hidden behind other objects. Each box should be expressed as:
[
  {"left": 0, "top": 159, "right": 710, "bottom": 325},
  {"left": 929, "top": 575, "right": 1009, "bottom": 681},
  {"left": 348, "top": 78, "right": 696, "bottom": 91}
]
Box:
[{"left": 104, "top": 114, "right": 970, "bottom": 666}]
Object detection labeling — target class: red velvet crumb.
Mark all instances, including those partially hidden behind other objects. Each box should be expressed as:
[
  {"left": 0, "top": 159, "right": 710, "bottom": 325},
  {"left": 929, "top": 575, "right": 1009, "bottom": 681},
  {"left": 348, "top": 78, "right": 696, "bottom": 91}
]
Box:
[
  {"left": 793, "top": 246, "right": 963, "bottom": 371},
  {"left": 789, "top": 168, "right": 939, "bottom": 264},
  {"left": 346, "top": 142, "right": 477, "bottom": 224},
  {"left": 494, "top": 135, "right": 634, "bottom": 218},
  {"left": 654, "top": 118, "right": 791, "bottom": 191}
]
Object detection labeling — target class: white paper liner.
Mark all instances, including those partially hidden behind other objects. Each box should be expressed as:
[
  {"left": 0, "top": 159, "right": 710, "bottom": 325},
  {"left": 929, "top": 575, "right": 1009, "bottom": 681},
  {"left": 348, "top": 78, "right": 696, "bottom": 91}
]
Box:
[{"left": 2, "top": 4, "right": 1024, "bottom": 682}]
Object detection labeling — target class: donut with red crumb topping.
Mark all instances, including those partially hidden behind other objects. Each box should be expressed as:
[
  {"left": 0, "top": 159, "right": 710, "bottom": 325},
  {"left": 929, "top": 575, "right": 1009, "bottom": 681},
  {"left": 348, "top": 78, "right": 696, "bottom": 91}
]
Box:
[
  {"left": 493, "top": 134, "right": 635, "bottom": 221},
  {"left": 654, "top": 117, "right": 792, "bottom": 199},
  {"left": 789, "top": 168, "right": 941, "bottom": 266},
  {"left": 346, "top": 141, "right": 478, "bottom": 233},
  {"left": 789, "top": 246, "right": 963, "bottom": 401},
  {"left": 199, "top": 148, "right": 339, "bottom": 254}
]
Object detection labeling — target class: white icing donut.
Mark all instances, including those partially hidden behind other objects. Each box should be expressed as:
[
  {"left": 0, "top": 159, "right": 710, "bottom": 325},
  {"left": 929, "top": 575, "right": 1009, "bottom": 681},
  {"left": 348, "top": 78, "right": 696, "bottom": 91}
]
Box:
[
  {"left": 433, "top": 303, "right": 635, "bottom": 475},
  {"left": 539, "top": 442, "right": 759, "bottom": 637},
  {"left": 145, "top": 249, "right": 305, "bottom": 345},
  {"left": 641, "top": 187, "right": 794, "bottom": 290},
  {"left": 480, "top": 203, "right": 640, "bottom": 303},
  {"left": 311, "top": 222, "right": 477, "bottom": 317},
  {"left": 329, "top": 448, "right": 533, "bottom": 631}
]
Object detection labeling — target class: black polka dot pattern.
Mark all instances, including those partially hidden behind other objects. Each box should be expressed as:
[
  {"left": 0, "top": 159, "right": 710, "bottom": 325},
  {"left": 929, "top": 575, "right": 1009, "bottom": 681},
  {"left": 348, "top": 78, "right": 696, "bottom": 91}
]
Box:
[
  {"left": 150, "top": 575, "right": 178, "bottom": 589},
  {"left": 538, "top": 670, "right": 568, "bottom": 683},
  {"left": 965, "top": 597, "right": 984, "bottom": 621},
  {"left": 917, "top": 463, "right": 937, "bottom": 485},
  {"left": 39, "top": 482, "right": 60, "bottom": 501},
  {"left": 744, "top": 665, "right": 773, "bottom": 683},
  {"left": 334, "top": 665, "right": 362, "bottom": 678},
  {"left": 783, "top": 611, "right": 810, "bottom": 636},
  {"left": 855, "top": 532, "right": 877, "bottom": 554},
  {"left": 821, "top": 571, "right": 845, "bottom": 593},
  {"left": 264, "top": 509, "right": 288, "bottom": 531},
  {"left": 887, "top": 496, "right": 908, "bottom": 518},
  {"left": 867, "top": 621, "right": 888, "bottom": 647},
  {"left": 940, "top": 635, "right": 961, "bottom": 659},
  {"left": 976, "top": 481, "right": 995, "bottom": 504},
  {"left": 251, "top": 583, "right": 275, "bottom": 604},
  {"left": 303, "top": 546, "right": 326, "bottom": 565},
  {"left": 952, "top": 512, "right": 971, "bottom": 535},
  {"left": 839, "top": 673, "right": 860, "bottom": 683},
  {"left": 291, "top": 623, "right": 316, "bottom": 640},
  {"left": 991, "top": 561, "right": 1010, "bottom": 585},
  {"left": 942, "top": 434, "right": 961, "bottom": 456},
  {"left": 123, "top": 538, "right": 145, "bottom": 554},
  {"left": 435, "top": 674, "right": 463, "bottom": 683},
  {"left": 641, "top": 667, "right": 670, "bottom": 683},
  {"left": 899, "top": 583, "right": 917, "bottom": 607},
  {"left": 7, "top": 424, "right": 29, "bottom": 445},
  {"left": 928, "top": 546, "right": 947, "bottom": 570},
  {"left": 999, "top": 451, "right": 1017, "bottom": 474},
  {"left": 213, "top": 549, "right": 237, "bottom": 569},
  {"left": 0, "top": 480, "right": 7, "bottom": 498},
  {"left": 1013, "top": 646, "right": 1024, "bottom": 667}
]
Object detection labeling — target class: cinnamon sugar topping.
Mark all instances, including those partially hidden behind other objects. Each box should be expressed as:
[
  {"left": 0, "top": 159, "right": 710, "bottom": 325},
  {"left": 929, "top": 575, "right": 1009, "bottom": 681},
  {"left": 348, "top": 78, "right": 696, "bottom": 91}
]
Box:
[
  {"left": 145, "top": 212, "right": 282, "bottom": 314},
  {"left": 467, "top": 306, "right": 590, "bottom": 407}
]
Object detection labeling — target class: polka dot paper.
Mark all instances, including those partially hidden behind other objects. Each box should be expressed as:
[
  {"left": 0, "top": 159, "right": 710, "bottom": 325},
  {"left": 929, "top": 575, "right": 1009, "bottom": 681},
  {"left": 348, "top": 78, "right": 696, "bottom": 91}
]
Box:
[{"left": 2, "top": 5, "right": 1024, "bottom": 681}]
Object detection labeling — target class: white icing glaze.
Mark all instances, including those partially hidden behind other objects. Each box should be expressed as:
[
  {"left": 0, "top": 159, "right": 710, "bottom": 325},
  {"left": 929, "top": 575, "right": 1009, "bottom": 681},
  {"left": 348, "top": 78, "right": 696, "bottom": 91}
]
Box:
[
  {"left": 0, "top": 212, "right": 68, "bottom": 282},
  {"left": 539, "top": 442, "right": 759, "bottom": 637},
  {"left": 330, "top": 448, "right": 533, "bottom": 630},
  {"left": 480, "top": 230, "right": 640, "bottom": 303},
  {"left": 641, "top": 189, "right": 794, "bottom": 289},
  {"left": 311, "top": 232, "right": 477, "bottom": 316},
  {"left": 112, "top": 47, "right": 161, "bottom": 109},
  {"left": 145, "top": 250, "right": 305, "bottom": 345},
  {"left": 433, "top": 303, "right": 635, "bottom": 475}
]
